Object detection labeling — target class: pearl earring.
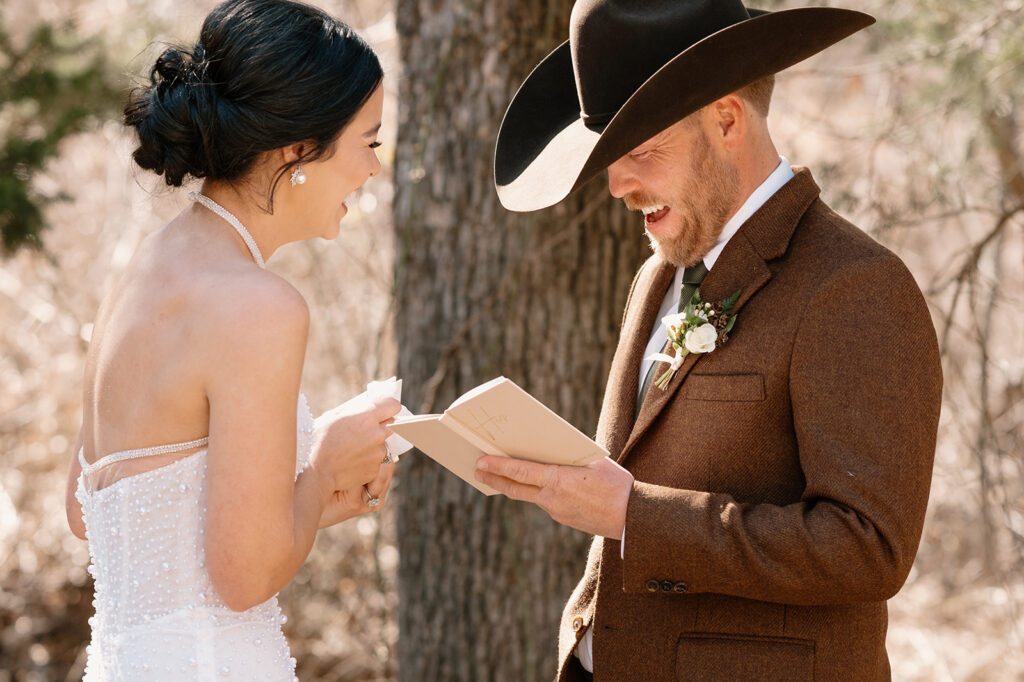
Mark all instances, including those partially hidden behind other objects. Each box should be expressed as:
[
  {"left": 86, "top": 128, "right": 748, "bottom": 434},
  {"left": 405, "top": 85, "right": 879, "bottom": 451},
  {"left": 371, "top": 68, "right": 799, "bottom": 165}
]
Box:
[{"left": 290, "top": 166, "right": 306, "bottom": 186}]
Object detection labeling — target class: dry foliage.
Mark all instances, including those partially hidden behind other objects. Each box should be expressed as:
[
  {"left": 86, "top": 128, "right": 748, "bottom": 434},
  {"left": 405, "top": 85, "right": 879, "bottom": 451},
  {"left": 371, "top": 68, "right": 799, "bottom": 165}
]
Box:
[{"left": 0, "top": 0, "right": 1021, "bottom": 681}]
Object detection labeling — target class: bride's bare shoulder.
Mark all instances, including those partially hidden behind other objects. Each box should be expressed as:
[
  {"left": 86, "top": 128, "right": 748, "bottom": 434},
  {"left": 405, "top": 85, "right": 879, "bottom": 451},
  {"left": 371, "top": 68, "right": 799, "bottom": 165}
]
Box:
[
  {"left": 101, "top": 223, "right": 312, "bottom": 386},
  {"left": 200, "top": 268, "right": 310, "bottom": 348},
  {"left": 183, "top": 266, "right": 311, "bottom": 399}
]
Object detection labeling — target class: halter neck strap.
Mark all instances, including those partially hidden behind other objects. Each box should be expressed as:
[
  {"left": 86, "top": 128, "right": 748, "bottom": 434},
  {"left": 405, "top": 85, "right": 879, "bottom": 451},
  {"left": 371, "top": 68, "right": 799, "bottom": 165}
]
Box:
[{"left": 188, "top": 191, "right": 266, "bottom": 268}]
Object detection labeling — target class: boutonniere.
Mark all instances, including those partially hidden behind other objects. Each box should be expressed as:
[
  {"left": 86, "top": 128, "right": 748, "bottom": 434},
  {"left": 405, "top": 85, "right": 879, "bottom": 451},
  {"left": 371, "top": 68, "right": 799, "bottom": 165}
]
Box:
[{"left": 647, "top": 289, "right": 741, "bottom": 390}]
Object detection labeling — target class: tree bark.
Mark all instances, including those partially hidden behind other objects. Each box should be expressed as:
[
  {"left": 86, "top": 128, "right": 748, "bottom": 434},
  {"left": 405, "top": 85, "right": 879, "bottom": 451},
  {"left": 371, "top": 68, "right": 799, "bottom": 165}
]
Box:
[{"left": 392, "top": 1, "right": 647, "bottom": 680}]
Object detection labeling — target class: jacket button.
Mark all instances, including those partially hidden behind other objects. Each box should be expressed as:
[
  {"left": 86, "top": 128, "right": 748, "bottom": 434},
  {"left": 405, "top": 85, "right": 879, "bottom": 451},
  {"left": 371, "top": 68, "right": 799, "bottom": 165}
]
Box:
[
  {"left": 646, "top": 580, "right": 660, "bottom": 592},
  {"left": 572, "top": 616, "right": 584, "bottom": 632},
  {"left": 661, "top": 580, "right": 674, "bottom": 592},
  {"left": 673, "top": 582, "right": 688, "bottom": 593}
]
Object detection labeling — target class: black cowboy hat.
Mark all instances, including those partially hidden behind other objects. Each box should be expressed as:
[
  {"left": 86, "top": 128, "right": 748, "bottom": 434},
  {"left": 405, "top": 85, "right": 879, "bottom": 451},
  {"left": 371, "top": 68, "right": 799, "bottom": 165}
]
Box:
[{"left": 494, "top": 0, "right": 874, "bottom": 212}]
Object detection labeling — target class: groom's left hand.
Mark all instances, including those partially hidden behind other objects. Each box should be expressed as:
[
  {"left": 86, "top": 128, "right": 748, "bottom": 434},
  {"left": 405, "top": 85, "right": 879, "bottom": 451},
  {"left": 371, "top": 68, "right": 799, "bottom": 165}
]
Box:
[{"left": 475, "top": 455, "right": 634, "bottom": 539}]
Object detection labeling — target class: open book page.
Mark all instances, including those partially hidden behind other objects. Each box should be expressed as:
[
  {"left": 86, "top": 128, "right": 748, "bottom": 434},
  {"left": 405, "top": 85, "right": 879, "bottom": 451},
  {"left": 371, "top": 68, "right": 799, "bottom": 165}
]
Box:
[
  {"left": 387, "top": 415, "right": 501, "bottom": 495},
  {"left": 389, "top": 377, "right": 608, "bottom": 494},
  {"left": 444, "top": 378, "right": 607, "bottom": 465}
]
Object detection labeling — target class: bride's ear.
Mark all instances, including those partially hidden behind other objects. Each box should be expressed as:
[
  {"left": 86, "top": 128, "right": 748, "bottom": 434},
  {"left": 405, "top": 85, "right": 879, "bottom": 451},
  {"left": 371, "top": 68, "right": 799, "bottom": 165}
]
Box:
[{"left": 280, "top": 142, "right": 307, "bottom": 164}]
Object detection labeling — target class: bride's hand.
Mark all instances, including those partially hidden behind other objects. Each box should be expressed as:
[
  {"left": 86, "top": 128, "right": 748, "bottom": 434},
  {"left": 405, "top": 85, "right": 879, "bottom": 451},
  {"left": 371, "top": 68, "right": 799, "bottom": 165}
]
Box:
[
  {"left": 310, "top": 394, "right": 400, "bottom": 496},
  {"left": 318, "top": 457, "right": 395, "bottom": 528}
]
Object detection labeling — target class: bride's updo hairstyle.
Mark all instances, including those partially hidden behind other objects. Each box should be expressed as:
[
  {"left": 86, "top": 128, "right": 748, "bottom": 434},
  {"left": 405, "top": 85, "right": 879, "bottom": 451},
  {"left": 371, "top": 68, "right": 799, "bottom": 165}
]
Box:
[{"left": 124, "top": 0, "right": 382, "bottom": 207}]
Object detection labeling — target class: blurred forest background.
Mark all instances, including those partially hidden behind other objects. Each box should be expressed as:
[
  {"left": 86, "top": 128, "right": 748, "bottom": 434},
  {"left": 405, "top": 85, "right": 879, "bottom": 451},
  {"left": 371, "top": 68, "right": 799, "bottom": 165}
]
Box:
[{"left": 0, "top": 0, "right": 1021, "bottom": 680}]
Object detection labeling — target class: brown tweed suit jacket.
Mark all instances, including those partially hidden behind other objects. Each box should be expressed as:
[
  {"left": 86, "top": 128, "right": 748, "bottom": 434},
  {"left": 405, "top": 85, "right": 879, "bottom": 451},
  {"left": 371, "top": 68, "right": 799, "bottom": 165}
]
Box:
[{"left": 556, "top": 169, "right": 943, "bottom": 681}]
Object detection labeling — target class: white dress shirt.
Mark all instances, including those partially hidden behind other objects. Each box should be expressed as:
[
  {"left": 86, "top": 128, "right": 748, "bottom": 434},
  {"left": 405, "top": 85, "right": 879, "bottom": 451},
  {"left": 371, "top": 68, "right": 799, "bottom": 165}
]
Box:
[
  {"left": 635, "top": 157, "right": 795, "bottom": 396},
  {"left": 576, "top": 157, "right": 794, "bottom": 673}
]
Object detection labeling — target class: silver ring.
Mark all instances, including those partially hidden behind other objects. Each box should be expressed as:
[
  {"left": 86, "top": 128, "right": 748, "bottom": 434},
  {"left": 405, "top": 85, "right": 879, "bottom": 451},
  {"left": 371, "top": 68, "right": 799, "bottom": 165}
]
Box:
[
  {"left": 382, "top": 450, "right": 394, "bottom": 465},
  {"left": 364, "top": 486, "right": 381, "bottom": 508}
]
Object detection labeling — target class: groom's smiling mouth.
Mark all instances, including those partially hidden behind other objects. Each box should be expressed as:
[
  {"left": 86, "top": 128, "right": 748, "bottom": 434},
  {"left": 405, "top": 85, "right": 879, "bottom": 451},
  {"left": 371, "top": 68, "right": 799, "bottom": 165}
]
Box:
[
  {"left": 624, "top": 193, "right": 671, "bottom": 230},
  {"left": 642, "top": 205, "right": 670, "bottom": 227}
]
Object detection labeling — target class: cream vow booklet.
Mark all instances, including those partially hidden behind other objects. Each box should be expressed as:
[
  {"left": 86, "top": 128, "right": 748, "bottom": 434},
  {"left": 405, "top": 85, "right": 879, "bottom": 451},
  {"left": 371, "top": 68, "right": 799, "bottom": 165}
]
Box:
[{"left": 389, "top": 377, "right": 608, "bottom": 495}]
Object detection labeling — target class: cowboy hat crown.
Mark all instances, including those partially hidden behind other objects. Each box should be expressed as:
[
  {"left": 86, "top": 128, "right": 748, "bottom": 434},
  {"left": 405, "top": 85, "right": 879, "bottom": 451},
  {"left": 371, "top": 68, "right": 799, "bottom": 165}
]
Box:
[
  {"left": 573, "top": 0, "right": 753, "bottom": 128},
  {"left": 495, "top": 0, "right": 874, "bottom": 212}
]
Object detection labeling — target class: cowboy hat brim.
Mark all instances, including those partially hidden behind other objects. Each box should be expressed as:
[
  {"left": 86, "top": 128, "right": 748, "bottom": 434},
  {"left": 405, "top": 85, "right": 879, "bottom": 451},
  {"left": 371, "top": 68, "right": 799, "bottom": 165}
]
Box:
[{"left": 494, "top": 7, "right": 874, "bottom": 212}]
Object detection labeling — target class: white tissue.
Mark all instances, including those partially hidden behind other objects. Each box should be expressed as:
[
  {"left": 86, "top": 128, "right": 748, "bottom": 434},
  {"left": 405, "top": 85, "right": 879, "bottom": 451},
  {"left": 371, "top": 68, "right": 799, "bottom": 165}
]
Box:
[{"left": 365, "top": 376, "right": 415, "bottom": 459}]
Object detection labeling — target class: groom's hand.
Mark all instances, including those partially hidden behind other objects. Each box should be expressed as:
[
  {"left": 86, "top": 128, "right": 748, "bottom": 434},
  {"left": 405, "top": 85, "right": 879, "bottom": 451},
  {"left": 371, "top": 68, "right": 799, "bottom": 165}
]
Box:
[{"left": 475, "top": 455, "right": 634, "bottom": 539}]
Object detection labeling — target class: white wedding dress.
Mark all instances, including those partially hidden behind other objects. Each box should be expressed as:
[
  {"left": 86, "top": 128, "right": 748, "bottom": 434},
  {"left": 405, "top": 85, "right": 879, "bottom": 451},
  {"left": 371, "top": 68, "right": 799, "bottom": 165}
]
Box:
[
  {"left": 75, "top": 192, "right": 321, "bottom": 680},
  {"left": 75, "top": 393, "right": 313, "bottom": 681}
]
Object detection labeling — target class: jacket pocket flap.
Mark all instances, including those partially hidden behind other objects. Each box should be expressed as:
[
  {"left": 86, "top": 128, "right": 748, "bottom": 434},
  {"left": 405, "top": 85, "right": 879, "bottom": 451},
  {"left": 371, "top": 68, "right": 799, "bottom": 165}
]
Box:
[
  {"left": 676, "top": 633, "right": 814, "bottom": 681},
  {"left": 680, "top": 373, "right": 764, "bottom": 402}
]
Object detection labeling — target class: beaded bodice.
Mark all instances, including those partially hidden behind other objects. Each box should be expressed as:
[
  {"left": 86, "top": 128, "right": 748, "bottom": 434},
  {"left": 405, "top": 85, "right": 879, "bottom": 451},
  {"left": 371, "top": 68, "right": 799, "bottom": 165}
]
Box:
[{"left": 75, "top": 394, "right": 313, "bottom": 680}]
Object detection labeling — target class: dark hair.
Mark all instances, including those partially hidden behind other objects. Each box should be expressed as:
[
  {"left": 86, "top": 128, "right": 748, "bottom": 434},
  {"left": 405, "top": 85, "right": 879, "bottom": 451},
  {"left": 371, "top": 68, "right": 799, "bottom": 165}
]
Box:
[{"left": 124, "top": 0, "right": 383, "bottom": 207}]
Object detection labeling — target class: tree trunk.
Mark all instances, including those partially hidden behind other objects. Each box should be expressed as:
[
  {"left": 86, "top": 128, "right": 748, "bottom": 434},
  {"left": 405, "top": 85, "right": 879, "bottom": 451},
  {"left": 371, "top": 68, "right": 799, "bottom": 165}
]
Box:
[{"left": 393, "top": 2, "right": 647, "bottom": 680}]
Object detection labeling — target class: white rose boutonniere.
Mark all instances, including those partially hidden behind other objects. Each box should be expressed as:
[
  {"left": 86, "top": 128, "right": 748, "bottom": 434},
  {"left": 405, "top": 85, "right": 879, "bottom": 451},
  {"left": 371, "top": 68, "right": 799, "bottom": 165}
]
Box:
[
  {"left": 684, "top": 323, "right": 718, "bottom": 354},
  {"left": 646, "top": 289, "right": 741, "bottom": 390}
]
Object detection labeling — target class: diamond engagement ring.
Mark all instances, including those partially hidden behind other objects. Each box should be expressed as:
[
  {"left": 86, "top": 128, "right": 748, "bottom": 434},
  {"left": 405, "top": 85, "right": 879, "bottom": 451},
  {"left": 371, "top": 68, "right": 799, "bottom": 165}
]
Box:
[
  {"left": 364, "top": 485, "right": 381, "bottom": 508},
  {"left": 382, "top": 445, "right": 394, "bottom": 465}
]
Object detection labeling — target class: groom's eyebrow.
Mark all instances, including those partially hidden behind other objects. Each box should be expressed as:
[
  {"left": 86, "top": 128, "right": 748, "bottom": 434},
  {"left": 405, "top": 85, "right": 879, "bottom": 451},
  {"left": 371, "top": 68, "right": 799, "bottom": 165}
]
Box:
[{"left": 364, "top": 123, "right": 382, "bottom": 137}]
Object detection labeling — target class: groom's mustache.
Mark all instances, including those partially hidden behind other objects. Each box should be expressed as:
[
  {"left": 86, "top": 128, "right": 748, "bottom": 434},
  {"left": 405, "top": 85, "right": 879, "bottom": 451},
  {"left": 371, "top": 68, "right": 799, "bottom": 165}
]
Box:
[{"left": 623, "top": 192, "right": 664, "bottom": 212}]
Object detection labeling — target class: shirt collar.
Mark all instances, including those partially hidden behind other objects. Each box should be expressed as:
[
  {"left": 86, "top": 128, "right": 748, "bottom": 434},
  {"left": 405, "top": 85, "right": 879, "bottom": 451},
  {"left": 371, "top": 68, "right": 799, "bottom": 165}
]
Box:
[{"left": 702, "top": 156, "right": 794, "bottom": 271}]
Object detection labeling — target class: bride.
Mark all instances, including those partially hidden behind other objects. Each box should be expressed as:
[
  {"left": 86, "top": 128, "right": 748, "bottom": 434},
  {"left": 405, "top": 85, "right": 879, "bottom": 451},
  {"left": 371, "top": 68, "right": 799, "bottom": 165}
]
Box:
[{"left": 62, "top": 1, "right": 397, "bottom": 679}]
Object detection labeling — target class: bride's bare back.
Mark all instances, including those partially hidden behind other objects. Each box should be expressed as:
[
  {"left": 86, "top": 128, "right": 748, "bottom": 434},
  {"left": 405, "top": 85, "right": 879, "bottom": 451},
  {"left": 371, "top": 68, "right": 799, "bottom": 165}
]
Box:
[
  {"left": 82, "top": 223, "right": 212, "bottom": 469},
  {"left": 79, "top": 210, "right": 291, "bottom": 489}
]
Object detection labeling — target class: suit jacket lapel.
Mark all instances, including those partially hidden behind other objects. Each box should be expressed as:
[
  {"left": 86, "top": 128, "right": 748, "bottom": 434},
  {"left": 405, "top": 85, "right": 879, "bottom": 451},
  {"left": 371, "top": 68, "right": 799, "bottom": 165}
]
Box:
[
  {"left": 597, "top": 257, "right": 675, "bottom": 460},
  {"left": 617, "top": 168, "right": 822, "bottom": 465}
]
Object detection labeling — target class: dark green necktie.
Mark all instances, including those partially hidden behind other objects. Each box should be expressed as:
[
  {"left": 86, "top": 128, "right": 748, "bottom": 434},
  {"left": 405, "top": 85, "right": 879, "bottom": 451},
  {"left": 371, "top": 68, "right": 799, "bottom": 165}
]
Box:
[{"left": 636, "top": 261, "right": 709, "bottom": 418}]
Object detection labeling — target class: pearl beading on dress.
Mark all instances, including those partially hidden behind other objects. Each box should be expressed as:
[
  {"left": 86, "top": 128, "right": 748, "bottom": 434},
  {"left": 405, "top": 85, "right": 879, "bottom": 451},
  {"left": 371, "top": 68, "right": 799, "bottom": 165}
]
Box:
[
  {"left": 188, "top": 191, "right": 266, "bottom": 269},
  {"left": 76, "top": 394, "right": 314, "bottom": 680},
  {"left": 80, "top": 437, "right": 210, "bottom": 478}
]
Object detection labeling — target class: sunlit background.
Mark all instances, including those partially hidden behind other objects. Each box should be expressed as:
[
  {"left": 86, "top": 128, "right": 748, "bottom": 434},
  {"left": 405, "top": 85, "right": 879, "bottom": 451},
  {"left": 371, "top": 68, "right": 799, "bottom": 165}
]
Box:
[{"left": 1, "top": 0, "right": 1021, "bottom": 680}]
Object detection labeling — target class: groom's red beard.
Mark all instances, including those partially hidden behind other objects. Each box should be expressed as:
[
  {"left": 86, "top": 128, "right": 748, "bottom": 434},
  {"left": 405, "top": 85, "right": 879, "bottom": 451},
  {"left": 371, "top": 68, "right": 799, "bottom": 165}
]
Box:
[{"left": 624, "top": 129, "right": 741, "bottom": 268}]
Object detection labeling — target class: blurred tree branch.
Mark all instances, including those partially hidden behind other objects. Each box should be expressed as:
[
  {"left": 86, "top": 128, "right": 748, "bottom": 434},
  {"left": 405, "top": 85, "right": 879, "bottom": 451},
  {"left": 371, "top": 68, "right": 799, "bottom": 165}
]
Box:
[
  {"left": 870, "top": 0, "right": 1024, "bottom": 579},
  {"left": 772, "top": 0, "right": 1023, "bottom": 587},
  {"left": 0, "top": 20, "right": 120, "bottom": 254}
]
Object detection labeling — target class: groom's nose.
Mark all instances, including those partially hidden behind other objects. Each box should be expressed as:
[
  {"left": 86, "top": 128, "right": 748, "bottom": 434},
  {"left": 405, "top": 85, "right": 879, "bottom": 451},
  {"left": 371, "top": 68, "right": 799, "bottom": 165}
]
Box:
[{"left": 606, "top": 158, "right": 640, "bottom": 199}]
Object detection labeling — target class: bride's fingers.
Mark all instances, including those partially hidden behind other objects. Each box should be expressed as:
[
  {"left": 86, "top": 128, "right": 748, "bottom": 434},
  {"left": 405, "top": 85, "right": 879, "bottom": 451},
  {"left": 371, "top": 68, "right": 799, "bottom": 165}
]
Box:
[
  {"left": 378, "top": 459, "right": 396, "bottom": 488},
  {"left": 361, "top": 484, "right": 384, "bottom": 509},
  {"left": 364, "top": 462, "right": 395, "bottom": 507}
]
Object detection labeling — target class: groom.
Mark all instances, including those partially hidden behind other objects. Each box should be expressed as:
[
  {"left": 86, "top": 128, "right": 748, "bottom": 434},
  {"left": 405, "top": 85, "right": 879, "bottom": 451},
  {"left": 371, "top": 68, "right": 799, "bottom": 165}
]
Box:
[{"left": 476, "top": 1, "right": 943, "bottom": 680}]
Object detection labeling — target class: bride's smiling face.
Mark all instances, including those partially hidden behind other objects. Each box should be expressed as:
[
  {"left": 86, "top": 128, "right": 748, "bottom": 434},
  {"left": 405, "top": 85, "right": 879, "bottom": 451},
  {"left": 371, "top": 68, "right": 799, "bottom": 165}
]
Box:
[{"left": 289, "top": 84, "right": 385, "bottom": 240}]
